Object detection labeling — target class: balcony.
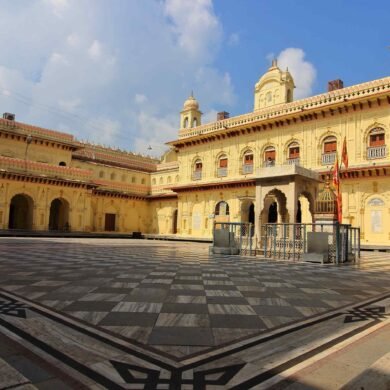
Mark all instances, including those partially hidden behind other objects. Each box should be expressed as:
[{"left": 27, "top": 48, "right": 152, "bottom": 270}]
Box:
[
  {"left": 192, "top": 170, "right": 202, "bottom": 180},
  {"left": 242, "top": 164, "right": 253, "bottom": 174},
  {"left": 322, "top": 152, "right": 336, "bottom": 165},
  {"left": 286, "top": 157, "right": 300, "bottom": 165},
  {"left": 217, "top": 167, "right": 228, "bottom": 177},
  {"left": 367, "top": 145, "right": 387, "bottom": 159},
  {"left": 263, "top": 159, "right": 275, "bottom": 167}
]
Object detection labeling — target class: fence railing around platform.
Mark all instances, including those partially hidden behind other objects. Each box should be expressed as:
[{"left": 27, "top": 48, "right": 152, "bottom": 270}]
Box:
[
  {"left": 213, "top": 222, "right": 254, "bottom": 255},
  {"left": 262, "top": 222, "right": 360, "bottom": 263}
]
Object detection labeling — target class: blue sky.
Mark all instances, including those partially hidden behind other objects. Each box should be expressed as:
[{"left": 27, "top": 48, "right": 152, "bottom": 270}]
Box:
[{"left": 0, "top": 0, "right": 388, "bottom": 156}]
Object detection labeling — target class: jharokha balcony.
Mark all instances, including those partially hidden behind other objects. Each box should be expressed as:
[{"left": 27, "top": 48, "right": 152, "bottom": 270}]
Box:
[
  {"left": 321, "top": 152, "right": 336, "bottom": 165},
  {"left": 0, "top": 156, "right": 93, "bottom": 181},
  {"left": 242, "top": 164, "right": 254, "bottom": 174},
  {"left": 192, "top": 170, "right": 202, "bottom": 180},
  {"left": 367, "top": 145, "right": 387, "bottom": 159}
]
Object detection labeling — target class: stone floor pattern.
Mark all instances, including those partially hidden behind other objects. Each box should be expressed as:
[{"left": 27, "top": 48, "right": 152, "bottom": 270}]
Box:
[{"left": 0, "top": 238, "right": 389, "bottom": 389}]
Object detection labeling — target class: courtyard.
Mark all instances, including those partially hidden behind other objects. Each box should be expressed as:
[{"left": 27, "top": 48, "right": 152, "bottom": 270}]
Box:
[{"left": 0, "top": 238, "right": 389, "bottom": 389}]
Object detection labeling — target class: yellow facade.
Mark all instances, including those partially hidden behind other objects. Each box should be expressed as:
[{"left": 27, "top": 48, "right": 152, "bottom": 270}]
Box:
[{"left": 0, "top": 64, "right": 389, "bottom": 246}]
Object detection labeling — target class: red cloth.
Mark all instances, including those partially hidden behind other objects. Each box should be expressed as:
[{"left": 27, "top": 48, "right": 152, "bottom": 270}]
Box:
[{"left": 342, "top": 136, "right": 348, "bottom": 169}]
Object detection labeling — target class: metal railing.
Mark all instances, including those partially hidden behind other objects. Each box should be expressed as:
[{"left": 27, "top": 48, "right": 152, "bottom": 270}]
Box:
[
  {"left": 217, "top": 167, "right": 228, "bottom": 177},
  {"left": 242, "top": 164, "right": 253, "bottom": 174},
  {"left": 321, "top": 152, "right": 336, "bottom": 165},
  {"left": 213, "top": 222, "right": 254, "bottom": 255},
  {"left": 286, "top": 157, "right": 300, "bottom": 165},
  {"left": 262, "top": 222, "right": 360, "bottom": 263},
  {"left": 263, "top": 160, "right": 275, "bottom": 167},
  {"left": 367, "top": 145, "right": 387, "bottom": 159},
  {"left": 192, "top": 170, "right": 202, "bottom": 180}
]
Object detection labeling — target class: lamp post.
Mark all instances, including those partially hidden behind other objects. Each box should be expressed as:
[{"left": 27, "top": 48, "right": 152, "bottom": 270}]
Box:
[{"left": 24, "top": 135, "right": 33, "bottom": 173}]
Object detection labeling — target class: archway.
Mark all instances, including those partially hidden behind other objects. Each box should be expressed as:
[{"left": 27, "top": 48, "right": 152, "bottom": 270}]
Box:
[
  {"left": 248, "top": 203, "right": 255, "bottom": 224},
  {"left": 49, "top": 198, "right": 70, "bottom": 231},
  {"left": 298, "top": 192, "right": 314, "bottom": 224},
  {"left": 215, "top": 201, "right": 230, "bottom": 223},
  {"left": 260, "top": 189, "right": 287, "bottom": 225},
  {"left": 8, "top": 194, "right": 34, "bottom": 229}
]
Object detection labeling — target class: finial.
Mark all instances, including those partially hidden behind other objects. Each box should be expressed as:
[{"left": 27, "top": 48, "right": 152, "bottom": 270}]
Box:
[
  {"left": 190, "top": 90, "right": 194, "bottom": 98},
  {"left": 271, "top": 58, "right": 278, "bottom": 67}
]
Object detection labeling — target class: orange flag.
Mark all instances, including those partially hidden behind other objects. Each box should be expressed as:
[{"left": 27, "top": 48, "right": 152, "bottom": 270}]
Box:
[
  {"left": 342, "top": 136, "right": 348, "bottom": 169},
  {"left": 332, "top": 155, "right": 342, "bottom": 223}
]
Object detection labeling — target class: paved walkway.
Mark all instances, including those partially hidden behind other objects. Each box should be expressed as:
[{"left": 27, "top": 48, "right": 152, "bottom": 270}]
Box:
[{"left": 0, "top": 238, "right": 389, "bottom": 388}]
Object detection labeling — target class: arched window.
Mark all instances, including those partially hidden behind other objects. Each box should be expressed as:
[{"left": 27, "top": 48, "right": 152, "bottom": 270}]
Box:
[
  {"left": 183, "top": 117, "right": 189, "bottom": 128},
  {"left": 167, "top": 176, "right": 172, "bottom": 184},
  {"left": 192, "top": 118, "right": 197, "bottom": 127},
  {"left": 367, "top": 128, "right": 386, "bottom": 159},
  {"left": 264, "top": 147, "right": 275, "bottom": 167},
  {"left": 193, "top": 159, "right": 202, "bottom": 180},
  {"left": 159, "top": 177, "right": 163, "bottom": 184},
  {"left": 175, "top": 175, "right": 179, "bottom": 182},
  {"left": 121, "top": 174, "right": 126, "bottom": 182},
  {"left": 287, "top": 142, "right": 300, "bottom": 165},
  {"left": 59, "top": 161, "right": 66, "bottom": 166},
  {"left": 266, "top": 91, "right": 272, "bottom": 103},
  {"left": 322, "top": 136, "right": 337, "bottom": 165},
  {"left": 141, "top": 178, "right": 145, "bottom": 185},
  {"left": 110, "top": 173, "right": 116, "bottom": 180},
  {"left": 242, "top": 150, "right": 254, "bottom": 174},
  {"left": 152, "top": 178, "right": 156, "bottom": 185},
  {"left": 131, "top": 177, "right": 136, "bottom": 183},
  {"left": 217, "top": 155, "right": 228, "bottom": 177},
  {"left": 99, "top": 171, "right": 104, "bottom": 178},
  {"left": 215, "top": 201, "right": 229, "bottom": 216}
]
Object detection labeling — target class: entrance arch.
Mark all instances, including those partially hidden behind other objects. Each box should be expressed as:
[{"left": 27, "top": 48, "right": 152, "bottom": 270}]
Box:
[
  {"left": 260, "top": 189, "right": 287, "bottom": 225},
  {"left": 49, "top": 198, "right": 70, "bottom": 231},
  {"left": 8, "top": 194, "right": 34, "bottom": 229}
]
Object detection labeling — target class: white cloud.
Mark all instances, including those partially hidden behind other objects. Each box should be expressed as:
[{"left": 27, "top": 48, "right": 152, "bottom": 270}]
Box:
[
  {"left": 164, "top": 0, "right": 222, "bottom": 61},
  {"left": 88, "top": 40, "right": 102, "bottom": 60},
  {"left": 276, "top": 48, "right": 316, "bottom": 99},
  {"left": 44, "top": 0, "right": 69, "bottom": 17},
  {"left": 0, "top": 0, "right": 236, "bottom": 157},
  {"left": 135, "top": 94, "right": 148, "bottom": 104}
]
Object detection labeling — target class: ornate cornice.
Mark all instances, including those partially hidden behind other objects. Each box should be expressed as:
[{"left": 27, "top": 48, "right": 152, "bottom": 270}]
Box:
[
  {"left": 171, "top": 178, "right": 256, "bottom": 193},
  {"left": 169, "top": 76, "right": 390, "bottom": 149}
]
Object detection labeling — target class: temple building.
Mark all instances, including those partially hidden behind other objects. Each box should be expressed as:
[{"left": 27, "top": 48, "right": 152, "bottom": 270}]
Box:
[{"left": 0, "top": 62, "right": 389, "bottom": 246}]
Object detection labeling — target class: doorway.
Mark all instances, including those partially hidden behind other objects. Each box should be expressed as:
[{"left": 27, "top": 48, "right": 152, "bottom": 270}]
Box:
[
  {"left": 8, "top": 194, "right": 34, "bottom": 229},
  {"left": 105, "top": 213, "right": 116, "bottom": 231},
  {"left": 268, "top": 202, "right": 278, "bottom": 223}
]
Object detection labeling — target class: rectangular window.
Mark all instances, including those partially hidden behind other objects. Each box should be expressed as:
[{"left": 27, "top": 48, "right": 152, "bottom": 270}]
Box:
[
  {"left": 244, "top": 154, "right": 254, "bottom": 164},
  {"left": 370, "top": 134, "right": 385, "bottom": 147},
  {"left": 324, "top": 141, "right": 337, "bottom": 153},
  {"left": 219, "top": 158, "right": 228, "bottom": 168},
  {"left": 289, "top": 147, "right": 300, "bottom": 158},
  {"left": 264, "top": 150, "right": 275, "bottom": 160}
]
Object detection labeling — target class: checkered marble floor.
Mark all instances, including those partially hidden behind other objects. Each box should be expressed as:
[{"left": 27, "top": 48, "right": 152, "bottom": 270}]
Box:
[{"left": 0, "top": 238, "right": 389, "bottom": 358}]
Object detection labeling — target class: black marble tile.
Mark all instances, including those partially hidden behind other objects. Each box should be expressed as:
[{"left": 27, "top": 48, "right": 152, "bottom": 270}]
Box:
[
  {"left": 98, "top": 312, "right": 159, "bottom": 326},
  {"left": 148, "top": 327, "right": 214, "bottom": 346},
  {"left": 210, "top": 314, "right": 265, "bottom": 329}
]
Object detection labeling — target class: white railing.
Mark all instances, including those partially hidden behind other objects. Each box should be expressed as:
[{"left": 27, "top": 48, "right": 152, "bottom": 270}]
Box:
[
  {"left": 242, "top": 164, "right": 253, "bottom": 174},
  {"left": 217, "top": 167, "right": 228, "bottom": 177},
  {"left": 263, "top": 160, "right": 275, "bottom": 167},
  {"left": 286, "top": 158, "right": 300, "bottom": 165},
  {"left": 192, "top": 170, "right": 202, "bottom": 180},
  {"left": 367, "top": 145, "right": 387, "bottom": 159},
  {"left": 322, "top": 152, "right": 336, "bottom": 165}
]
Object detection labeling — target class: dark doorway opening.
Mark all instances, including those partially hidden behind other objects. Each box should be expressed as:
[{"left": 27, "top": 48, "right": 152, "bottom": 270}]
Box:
[
  {"left": 268, "top": 202, "right": 278, "bottom": 223},
  {"left": 8, "top": 194, "right": 34, "bottom": 229},
  {"left": 296, "top": 200, "right": 302, "bottom": 223},
  {"left": 105, "top": 213, "right": 116, "bottom": 231},
  {"left": 172, "top": 209, "right": 178, "bottom": 234},
  {"left": 49, "top": 198, "right": 69, "bottom": 231}
]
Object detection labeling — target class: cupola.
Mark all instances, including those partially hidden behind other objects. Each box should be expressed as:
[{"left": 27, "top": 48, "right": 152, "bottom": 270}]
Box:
[
  {"left": 254, "top": 59, "right": 295, "bottom": 111},
  {"left": 180, "top": 92, "right": 202, "bottom": 129}
]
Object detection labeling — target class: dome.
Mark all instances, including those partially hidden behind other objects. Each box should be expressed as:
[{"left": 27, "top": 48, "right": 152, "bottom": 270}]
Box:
[
  {"left": 315, "top": 181, "right": 337, "bottom": 214},
  {"left": 183, "top": 94, "right": 199, "bottom": 110}
]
